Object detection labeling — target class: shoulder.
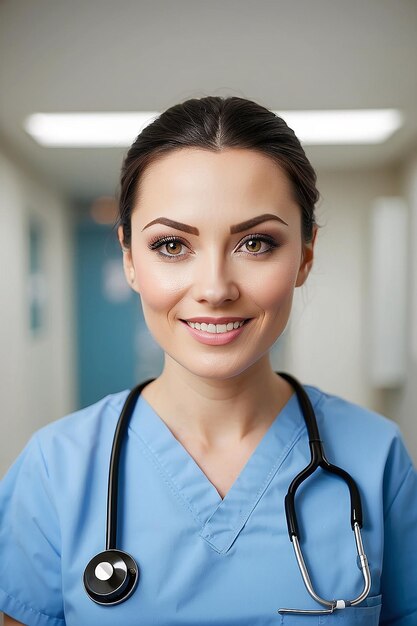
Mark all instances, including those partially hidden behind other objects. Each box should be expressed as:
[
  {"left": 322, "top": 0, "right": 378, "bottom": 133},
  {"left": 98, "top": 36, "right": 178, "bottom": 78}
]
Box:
[
  {"left": 303, "top": 384, "right": 412, "bottom": 475},
  {"left": 0, "top": 390, "right": 133, "bottom": 526},
  {"left": 1, "top": 388, "right": 130, "bottom": 483},
  {"left": 304, "top": 384, "right": 401, "bottom": 440},
  {"left": 34, "top": 389, "right": 130, "bottom": 456},
  {"left": 0, "top": 390, "right": 131, "bottom": 492},
  {"left": 302, "top": 384, "right": 416, "bottom": 519}
]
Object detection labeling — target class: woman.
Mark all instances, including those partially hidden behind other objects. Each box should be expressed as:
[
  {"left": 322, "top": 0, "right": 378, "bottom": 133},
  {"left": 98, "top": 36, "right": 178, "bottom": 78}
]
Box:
[{"left": 1, "top": 96, "right": 416, "bottom": 625}]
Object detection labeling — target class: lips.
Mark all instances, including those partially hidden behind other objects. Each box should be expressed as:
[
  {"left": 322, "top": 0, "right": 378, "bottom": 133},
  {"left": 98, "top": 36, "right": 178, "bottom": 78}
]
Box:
[
  {"left": 181, "top": 317, "right": 249, "bottom": 324},
  {"left": 180, "top": 317, "right": 251, "bottom": 345}
]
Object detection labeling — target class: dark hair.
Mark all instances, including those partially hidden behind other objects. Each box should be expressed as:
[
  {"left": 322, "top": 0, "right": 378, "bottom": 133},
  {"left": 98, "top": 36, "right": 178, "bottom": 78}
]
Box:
[{"left": 117, "top": 96, "right": 320, "bottom": 247}]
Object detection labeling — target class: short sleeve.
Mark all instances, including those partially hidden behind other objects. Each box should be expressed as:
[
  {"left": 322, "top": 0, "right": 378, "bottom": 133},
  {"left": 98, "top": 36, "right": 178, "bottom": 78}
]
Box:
[
  {"left": 0, "top": 433, "right": 65, "bottom": 626},
  {"left": 380, "top": 432, "right": 417, "bottom": 625}
]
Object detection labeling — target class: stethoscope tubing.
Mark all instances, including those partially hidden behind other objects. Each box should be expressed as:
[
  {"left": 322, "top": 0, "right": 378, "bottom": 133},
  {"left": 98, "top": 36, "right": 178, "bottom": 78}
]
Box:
[
  {"left": 277, "top": 372, "right": 371, "bottom": 614},
  {"left": 106, "top": 378, "right": 156, "bottom": 550},
  {"left": 84, "top": 371, "right": 371, "bottom": 612},
  {"left": 278, "top": 372, "right": 363, "bottom": 537}
]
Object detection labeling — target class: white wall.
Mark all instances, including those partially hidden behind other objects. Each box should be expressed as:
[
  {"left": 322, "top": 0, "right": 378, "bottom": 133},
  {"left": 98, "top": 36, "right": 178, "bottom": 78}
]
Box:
[
  {"left": 285, "top": 162, "right": 417, "bottom": 464},
  {"left": 0, "top": 148, "right": 75, "bottom": 477},
  {"left": 392, "top": 152, "right": 417, "bottom": 462},
  {"left": 287, "top": 170, "right": 399, "bottom": 403}
]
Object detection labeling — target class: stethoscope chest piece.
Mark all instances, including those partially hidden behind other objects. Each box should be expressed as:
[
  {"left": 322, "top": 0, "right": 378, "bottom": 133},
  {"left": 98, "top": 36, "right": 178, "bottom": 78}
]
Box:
[{"left": 83, "top": 549, "right": 139, "bottom": 605}]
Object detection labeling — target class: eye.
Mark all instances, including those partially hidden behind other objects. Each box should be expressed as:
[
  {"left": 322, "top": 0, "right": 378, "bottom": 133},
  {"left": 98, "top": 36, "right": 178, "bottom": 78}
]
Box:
[
  {"left": 236, "top": 234, "right": 278, "bottom": 256},
  {"left": 148, "top": 235, "right": 189, "bottom": 260}
]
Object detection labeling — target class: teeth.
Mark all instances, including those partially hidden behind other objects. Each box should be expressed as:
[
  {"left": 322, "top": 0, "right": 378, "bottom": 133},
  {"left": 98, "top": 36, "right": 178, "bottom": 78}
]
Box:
[{"left": 186, "top": 320, "right": 246, "bottom": 333}]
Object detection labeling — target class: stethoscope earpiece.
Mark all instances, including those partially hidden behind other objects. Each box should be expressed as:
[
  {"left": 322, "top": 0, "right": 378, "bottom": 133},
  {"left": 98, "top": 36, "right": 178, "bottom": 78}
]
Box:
[{"left": 83, "top": 549, "right": 139, "bottom": 605}]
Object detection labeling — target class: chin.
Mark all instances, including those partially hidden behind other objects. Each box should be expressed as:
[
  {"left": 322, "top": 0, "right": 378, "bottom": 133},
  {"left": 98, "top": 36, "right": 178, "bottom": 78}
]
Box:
[{"left": 167, "top": 351, "right": 267, "bottom": 382}]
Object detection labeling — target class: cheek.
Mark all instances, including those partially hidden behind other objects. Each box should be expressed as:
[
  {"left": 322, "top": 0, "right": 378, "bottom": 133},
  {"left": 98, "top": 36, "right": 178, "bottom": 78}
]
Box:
[
  {"left": 135, "top": 262, "right": 189, "bottom": 312},
  {"left": 247, "top": 258, "right": 300, "bottom": 310}
]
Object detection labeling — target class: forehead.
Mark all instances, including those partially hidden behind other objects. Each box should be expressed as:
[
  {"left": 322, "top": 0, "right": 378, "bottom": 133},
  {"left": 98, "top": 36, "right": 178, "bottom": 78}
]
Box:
[
  {"left": 139, "top": 147, "right": 291, "bottom": 195},
  {"left": 133, "top": 147, "right": 299, "bottom": 224}
]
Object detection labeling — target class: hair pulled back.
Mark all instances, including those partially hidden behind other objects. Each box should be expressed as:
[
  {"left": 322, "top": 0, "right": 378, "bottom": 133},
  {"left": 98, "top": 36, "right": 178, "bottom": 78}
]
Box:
[{"left": 118, "top": 96, "right": 319, "bottom": 247}]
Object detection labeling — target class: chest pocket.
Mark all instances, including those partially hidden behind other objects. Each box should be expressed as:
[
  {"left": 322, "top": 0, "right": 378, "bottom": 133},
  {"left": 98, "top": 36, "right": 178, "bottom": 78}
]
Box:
[{"left": 279, "top": 595, "right": 382, "bottom": 625}]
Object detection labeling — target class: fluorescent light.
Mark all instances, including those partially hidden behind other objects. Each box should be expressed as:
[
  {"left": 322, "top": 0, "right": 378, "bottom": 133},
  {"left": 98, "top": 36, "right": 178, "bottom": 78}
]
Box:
[
  {"left": 24, "top": 112, "right": 159, "bottom": 147},
  {"left": 24, "top": 109, "right": 403, "bottom": 147},
  {"left": 275, "top": 109, "right": 403, "bottom": 144}
]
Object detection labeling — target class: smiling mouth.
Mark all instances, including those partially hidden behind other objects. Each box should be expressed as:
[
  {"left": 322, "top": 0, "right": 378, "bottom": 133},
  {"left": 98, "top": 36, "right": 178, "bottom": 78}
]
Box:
[{"left": 180, "top": 319, "right": 251, "bottom": 334}]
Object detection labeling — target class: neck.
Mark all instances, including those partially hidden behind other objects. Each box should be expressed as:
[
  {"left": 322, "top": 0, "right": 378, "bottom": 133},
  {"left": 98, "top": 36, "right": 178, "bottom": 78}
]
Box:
[{"left": 141, "top": 356, "right": 293, "bottom": 448}]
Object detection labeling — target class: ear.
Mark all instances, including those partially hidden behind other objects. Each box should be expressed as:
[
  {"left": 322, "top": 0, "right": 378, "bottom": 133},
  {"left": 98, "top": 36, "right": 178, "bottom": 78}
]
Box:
[
  {"left": 295, "top": 226, "right": 318, "bottom": 288},
  {"left": 118, "top": 225, "right": 139, "bottom": 293}
]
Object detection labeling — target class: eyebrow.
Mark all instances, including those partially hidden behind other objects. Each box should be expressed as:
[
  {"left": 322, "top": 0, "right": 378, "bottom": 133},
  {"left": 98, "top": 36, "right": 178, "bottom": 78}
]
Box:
[{"left": 141, "top": 213, "right": 288, "bottom": 235}]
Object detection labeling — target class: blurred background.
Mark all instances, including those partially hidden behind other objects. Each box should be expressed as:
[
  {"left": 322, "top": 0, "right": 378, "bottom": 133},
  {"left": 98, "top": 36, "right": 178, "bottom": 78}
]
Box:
[{"left": 1, "top": 0, "right": 417, "bottom": 481}]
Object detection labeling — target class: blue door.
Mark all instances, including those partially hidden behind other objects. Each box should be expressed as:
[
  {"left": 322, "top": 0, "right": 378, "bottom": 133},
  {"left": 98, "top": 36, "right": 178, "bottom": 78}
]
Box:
[{"left": 75, "top": 220, "right": 163, "bottom": 409}]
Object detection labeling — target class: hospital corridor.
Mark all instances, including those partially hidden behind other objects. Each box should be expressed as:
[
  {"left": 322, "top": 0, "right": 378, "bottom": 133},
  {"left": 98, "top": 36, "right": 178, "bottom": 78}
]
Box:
[{"left": 1, "top": 2, "right": 417, "bottom": 625}]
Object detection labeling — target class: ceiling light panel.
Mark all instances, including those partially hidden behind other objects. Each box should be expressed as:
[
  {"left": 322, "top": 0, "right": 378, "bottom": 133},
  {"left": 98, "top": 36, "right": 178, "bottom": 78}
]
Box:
[
  {"left": 24, "top": 109, "right": 403, "bottom": 147},
  {"left": 24, "top": 112, "right": 159, "bottom": 147}
]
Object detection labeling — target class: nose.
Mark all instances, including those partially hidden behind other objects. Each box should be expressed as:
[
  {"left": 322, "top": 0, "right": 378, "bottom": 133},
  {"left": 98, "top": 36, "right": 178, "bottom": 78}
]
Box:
[{"left": 191, "top": 251, "right": 239, "bottom": 306}]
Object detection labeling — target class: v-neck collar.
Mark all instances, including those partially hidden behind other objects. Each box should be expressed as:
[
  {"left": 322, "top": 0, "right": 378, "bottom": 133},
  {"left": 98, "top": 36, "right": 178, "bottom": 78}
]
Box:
[{"left": 128, "top": 386, "right": 321, "bottom": 554}]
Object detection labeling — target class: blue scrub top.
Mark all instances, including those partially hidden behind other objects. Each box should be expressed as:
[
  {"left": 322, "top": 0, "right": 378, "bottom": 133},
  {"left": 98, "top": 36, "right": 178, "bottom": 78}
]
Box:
[{"left": 1, "top": 384, "right": 416, "bottom": 625}]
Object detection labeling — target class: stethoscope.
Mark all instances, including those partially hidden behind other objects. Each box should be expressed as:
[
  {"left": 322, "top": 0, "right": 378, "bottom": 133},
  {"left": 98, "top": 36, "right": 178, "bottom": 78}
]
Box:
[{"left": 83, "top": 372, "right": 371, "bottom": 615}]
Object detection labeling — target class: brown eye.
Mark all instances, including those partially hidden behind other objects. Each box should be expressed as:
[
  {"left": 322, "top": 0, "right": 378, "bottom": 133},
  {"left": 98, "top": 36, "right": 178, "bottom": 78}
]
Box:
[
  {"left": 148, "top": 235, "right": 191, "bottom": 260},
  {"left": 236, "top": 234, "right": 278, "bottom": 256},
  {"left": 245, "top": 239, "right": 262, "bottom": 253},
  {"left": 165, "top": 241, "right": 183, "bottom": 255}
]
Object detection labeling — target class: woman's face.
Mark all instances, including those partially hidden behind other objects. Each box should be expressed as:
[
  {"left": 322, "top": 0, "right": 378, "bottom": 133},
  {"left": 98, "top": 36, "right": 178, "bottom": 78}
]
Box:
[{"left": 119, "top": 148, "right": 316, "bottom": 380}]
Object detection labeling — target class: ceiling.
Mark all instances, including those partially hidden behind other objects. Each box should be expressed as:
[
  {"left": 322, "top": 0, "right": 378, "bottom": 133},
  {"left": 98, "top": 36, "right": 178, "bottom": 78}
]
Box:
[{"left": 1, "top": 0, "right": 416, "bottom": 204}]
